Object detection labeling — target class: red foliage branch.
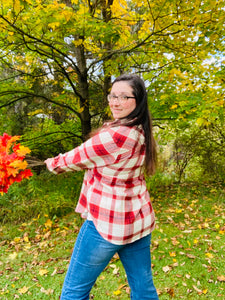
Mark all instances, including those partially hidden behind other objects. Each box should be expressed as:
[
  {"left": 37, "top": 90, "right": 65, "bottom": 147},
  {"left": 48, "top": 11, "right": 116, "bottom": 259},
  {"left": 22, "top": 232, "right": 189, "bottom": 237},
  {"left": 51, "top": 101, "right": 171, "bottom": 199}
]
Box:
[{"left": 0, "top": 133, "right": 33, "bottom": 195}]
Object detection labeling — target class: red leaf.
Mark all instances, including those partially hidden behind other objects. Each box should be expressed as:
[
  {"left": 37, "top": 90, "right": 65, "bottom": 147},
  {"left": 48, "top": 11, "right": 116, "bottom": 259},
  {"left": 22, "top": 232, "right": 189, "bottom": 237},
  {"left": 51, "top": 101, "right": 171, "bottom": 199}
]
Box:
[{"left": 0, "top": 133, "right": 33, "bottom": 194}]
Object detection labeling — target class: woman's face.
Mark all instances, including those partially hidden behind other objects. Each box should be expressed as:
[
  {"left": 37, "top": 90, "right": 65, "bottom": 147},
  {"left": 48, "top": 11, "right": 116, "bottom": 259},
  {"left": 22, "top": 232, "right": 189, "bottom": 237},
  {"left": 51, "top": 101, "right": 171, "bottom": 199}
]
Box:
[{"left": 108, "top": 81, "right": 136, "bottom": 119}]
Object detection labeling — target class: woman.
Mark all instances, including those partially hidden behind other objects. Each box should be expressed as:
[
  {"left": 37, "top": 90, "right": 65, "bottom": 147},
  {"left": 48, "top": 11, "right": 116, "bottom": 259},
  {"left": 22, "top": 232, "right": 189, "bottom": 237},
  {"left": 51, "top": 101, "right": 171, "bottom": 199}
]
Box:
[{"left": 45, "top": 74, "right": 158, "bottom": 300}]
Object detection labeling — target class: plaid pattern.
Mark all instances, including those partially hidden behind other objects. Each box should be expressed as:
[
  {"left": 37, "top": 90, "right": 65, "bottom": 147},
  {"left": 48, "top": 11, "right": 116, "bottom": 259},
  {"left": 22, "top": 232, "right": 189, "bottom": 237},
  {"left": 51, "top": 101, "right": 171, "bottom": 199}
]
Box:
[{"left": 45, "top": 124, "right": 155, "bottom": 245}]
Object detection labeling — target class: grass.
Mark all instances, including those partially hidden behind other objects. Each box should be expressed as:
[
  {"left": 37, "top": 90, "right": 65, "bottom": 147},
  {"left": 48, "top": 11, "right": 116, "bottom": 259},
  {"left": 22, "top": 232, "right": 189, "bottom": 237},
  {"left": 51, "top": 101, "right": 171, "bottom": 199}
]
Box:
[{"left": 0, "top": 181, "right": 224, "bottom": 299}]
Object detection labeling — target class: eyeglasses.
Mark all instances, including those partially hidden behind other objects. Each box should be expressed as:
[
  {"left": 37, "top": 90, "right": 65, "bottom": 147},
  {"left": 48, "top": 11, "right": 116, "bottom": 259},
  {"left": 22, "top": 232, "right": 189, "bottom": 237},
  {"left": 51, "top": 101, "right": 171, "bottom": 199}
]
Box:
[{"left": 107, "top": 94, "right": 136, "bottom": 104}]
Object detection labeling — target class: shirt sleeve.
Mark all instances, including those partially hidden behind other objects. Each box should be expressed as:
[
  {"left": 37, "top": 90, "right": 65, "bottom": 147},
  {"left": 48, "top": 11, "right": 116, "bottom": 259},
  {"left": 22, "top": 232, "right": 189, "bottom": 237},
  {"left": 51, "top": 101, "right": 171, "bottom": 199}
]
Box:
[{"left": 45, "top": 126, "right": 138, "bottom": 174}]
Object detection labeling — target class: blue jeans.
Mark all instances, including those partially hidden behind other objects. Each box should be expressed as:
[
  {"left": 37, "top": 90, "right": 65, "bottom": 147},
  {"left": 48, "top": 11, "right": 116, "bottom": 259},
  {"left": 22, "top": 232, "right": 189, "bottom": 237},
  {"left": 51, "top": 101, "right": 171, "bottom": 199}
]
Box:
[{"left": 61, "top": 220, "right": 158, "bottom": 300}]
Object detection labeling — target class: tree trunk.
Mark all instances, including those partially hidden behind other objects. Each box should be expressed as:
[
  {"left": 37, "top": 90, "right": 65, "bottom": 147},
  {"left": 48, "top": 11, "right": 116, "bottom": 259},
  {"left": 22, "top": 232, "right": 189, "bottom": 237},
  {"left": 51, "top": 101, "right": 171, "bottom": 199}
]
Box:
[{"left": 74, "top": 37, "right": 91, "bottom": 141}]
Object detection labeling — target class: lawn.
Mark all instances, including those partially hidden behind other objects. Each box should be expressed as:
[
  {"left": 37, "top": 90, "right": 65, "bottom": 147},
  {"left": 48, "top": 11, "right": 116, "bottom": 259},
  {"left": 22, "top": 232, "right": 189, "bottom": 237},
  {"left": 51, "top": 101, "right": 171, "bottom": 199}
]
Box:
[{"left": 0, "top": 183, "right": 224, "bottom": 299}]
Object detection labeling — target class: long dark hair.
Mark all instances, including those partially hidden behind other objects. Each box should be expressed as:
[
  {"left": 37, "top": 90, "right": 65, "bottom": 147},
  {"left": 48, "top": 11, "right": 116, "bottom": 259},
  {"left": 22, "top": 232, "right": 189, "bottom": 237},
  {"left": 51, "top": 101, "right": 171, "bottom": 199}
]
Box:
[{"left": 112, "top": 74, "right": 157, "bottom": 175}]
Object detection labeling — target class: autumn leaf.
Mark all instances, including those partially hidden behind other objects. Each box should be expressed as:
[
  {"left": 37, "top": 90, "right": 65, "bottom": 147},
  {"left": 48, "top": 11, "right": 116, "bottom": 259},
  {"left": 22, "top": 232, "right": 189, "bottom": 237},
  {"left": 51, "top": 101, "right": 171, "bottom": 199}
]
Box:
[
  {"left": 217, "top": 275, "right": 225, "bottom": 282},
  {"left": 205, "top": 253, "right": 214, "bottom": 259},
  {"left": 0, "top": 133, "right": 33, "bottom": 194},
  {"left": 202, "top": 289, "right": 208, "bottom": 295},
  {"left": 40, "top": 287, "right": 54, "bottom": 295},
  {"left": 162, "top": 266, "right": 171, "bottom": 273},
  {"left": 14, "top": 237, "right": 21, "bottom": 243},
  {"left": 113, "top": 290, "right": 122, "bottom": 296},
  {"left": 44, "top": 219, "right": 53, "bottom": 228},
  {"left": 9, "top": 160, "right": 28, "bottom": 170},
  {"left": 23, "top": 236, "right": 29, "bottom": 243},
  {"left": 18, "top": 286, "right": 29, "bottom": 294},
  {"left": 171, "top": 104, "right": 178, "bottom": 110},
  {"left": 39, "top": 269, "right": 49, "bottom": 276},
  {"left": 166, "top": 287, "right": 175, "bottom": 297}
]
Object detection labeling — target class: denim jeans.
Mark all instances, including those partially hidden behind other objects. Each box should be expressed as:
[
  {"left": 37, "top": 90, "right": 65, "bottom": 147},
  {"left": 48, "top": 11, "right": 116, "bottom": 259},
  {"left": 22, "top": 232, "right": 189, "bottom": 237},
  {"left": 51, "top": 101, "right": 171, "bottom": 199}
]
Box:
[{"left": 61, "top": 220, "right": 158, "bottom": 300}]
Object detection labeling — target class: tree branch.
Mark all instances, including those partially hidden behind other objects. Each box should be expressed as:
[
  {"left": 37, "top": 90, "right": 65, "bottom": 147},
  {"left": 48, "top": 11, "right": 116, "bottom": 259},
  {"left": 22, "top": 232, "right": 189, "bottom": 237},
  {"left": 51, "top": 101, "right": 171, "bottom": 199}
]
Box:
[{"left": 0, "top": 90, "right": 81, "bottom": 118}]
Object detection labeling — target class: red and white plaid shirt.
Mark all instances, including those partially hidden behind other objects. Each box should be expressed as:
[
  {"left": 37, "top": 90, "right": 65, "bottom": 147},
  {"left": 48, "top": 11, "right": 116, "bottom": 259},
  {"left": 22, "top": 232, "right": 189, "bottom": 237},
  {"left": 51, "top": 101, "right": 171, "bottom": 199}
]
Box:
[{"left": 45, "top": 124, "right": 155, "bottom": 245}]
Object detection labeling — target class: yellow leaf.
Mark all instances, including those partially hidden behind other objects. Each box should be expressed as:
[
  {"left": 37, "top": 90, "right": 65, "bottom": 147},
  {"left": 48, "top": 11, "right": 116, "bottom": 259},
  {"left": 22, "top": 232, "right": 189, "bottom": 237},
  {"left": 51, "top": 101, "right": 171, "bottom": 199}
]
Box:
[
  {"left": 24, "top": 236, "right": 29, "bottom": 243},
  {"left": 14, "top": 0, "right": 21, "bottom": 14},
  {"left": 14, "top": 237, "right": 21, "bottom": 243},
  {"left": 78, "top": 106, "right": 85, "bottom": 113},
  {"left": 28, "top": 109, "right": 44, "bottom": 116},
  {"left": 171, "top": 104, "right": 178, "bottom": 109},
  {"left": 113, "top": 290, "right": 122, "bottom": 296},
  {"left": 5, "top": 135, "right": 20, "bottom": 154},
  {"left": 202, "top": 289, "right": 208, "bottom": 294},
  {"left": 205, "top": 253, "right": 214, "bottom": 258},
  {"left": 203, "top": 222, "right": 209, "bottom": 228},
  {"left": 62, "top": 10, "right": 73, "bottom": 22},
  {"left": 16, "top": 145, "right": 31, "bottom": 156},
  {"left": 7, "top": 167, "right": 19, "bottom": 177},
  {"left": 194, "top": 239, "right": 198, "bottom": 244},
  {"left": 18, "top": 286, "right": 29, "bottom": 294},
  {"left": 169, "top": 252, "right": 176, "bottom": 257},
  {"left": 215, "top": 223, "right": 220, "bottom": 229},
  {"left": 39, "top": 269, "right": 49, "bottom": 276},
  {"left": 217, "top": 99, "right": 224, "bottom": 106},
  {"left": 73, "top": 39, "right": 83, "bottom": 47},
  {"left": 48, "top": 22, "right": 60, "bottom": 30},
  {"left": 45, "top": 219, "right": 53, "bottom": 228},
  {"left": 9, "top": 160, "right": 27, "bottom": 170}
]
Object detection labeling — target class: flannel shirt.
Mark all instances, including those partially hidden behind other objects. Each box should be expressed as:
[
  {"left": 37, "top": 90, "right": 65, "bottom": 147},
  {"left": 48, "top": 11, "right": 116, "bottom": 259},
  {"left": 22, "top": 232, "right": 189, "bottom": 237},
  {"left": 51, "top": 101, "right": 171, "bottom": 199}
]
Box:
[{"left": 45, "top": 124, "right": 155, "bottom": 245}]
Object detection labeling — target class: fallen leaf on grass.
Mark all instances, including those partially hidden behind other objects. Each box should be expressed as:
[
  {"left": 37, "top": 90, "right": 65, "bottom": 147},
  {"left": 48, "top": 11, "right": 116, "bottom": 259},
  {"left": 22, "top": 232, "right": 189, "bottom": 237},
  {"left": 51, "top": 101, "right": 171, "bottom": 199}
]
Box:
[
  {"left": 23, "top": 236, "right": 29, "bottom": 243},
  {"left": 14, "top": 237, "right": 21, "bottom": 243},
  {"left": 39, "top": 269, "right": 49, "bottom": 276},
  {"left": 192, "top": 285, "right": 208, "bottom": 295},
  {"left": 186, "top": 254, "right": 196, "bottom": 259},
  {"left": 40, "top": 287, "right": 54, "bottom": 295},
  {"left": 113, "top": 290, "right": 122, "bottom": 296},
  {"left": 217, "top": 275, "right": 225, "bottom": 282},
  {"left": 193, "top": 285, "right": 202, "bottom": 294},
  {"left": 117, "top": 283, "right": 128, "bottom": 290},
  {"left": 109, "top": 264, "right": 120, "bottom": 275},
  {"left": 51, "top": 268, "right": 65, "bottom": 276},
  {"left": 166, "top": 287, "right": 175, "bottom": 297},
  {"left": 18, "top": 286, "right": 29, "bottom": 294},
  {"left": 205, "top": 252, "right": 214, "bottom": 259},
  {"left": 45, "top": 219, "right": 53, "bottom": 228},
  {"left": 162, "top": 266, "right": 171, "bottom": 273},
  {"left": 171, "top": 237, "right": 179, "bottom": 246}
]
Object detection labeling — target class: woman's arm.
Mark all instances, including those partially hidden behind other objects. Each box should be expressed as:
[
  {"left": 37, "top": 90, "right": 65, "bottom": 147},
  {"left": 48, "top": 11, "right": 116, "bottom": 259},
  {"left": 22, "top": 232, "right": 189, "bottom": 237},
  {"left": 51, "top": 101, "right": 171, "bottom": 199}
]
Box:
[{"left": 45, "top": 126, "right": 137, "bottom": 174}]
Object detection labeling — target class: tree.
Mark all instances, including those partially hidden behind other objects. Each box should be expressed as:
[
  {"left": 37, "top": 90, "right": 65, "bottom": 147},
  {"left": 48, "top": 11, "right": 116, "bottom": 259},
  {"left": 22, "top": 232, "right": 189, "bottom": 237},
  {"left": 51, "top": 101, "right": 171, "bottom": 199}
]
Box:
[{"left": 0, "top": 0, "right": 224, "bottom": 158}]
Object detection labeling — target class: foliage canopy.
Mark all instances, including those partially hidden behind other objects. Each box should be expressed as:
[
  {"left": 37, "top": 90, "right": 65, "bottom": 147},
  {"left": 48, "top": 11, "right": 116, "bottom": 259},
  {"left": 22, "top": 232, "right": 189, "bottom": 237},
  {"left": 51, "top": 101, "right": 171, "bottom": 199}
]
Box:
[{"left": 0, "top": 0, "right": 224, "bottom": 179}]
